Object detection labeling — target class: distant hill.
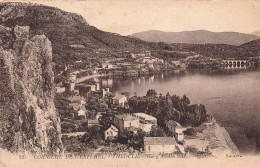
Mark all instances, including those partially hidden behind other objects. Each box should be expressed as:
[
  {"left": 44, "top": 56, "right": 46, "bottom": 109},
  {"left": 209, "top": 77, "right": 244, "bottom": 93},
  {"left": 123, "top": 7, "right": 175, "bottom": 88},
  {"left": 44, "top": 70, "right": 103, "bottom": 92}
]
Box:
[
  {"left": 252, "top": 31, "right": 260, "bottom": 38},
  {"left": 131, "top": 30, "right": 260, "bottom": 46},
  {"left": 0, "top": 2, "right": 258, "bottom": 68},
  {"left": 240, "top": 39, "right": 260, "bottom": 48}
]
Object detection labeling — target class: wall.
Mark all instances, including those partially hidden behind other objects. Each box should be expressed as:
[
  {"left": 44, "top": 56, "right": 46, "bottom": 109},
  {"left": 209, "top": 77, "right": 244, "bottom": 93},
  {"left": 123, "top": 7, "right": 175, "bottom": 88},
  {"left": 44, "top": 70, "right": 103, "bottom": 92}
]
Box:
[
  {"left": 144, "top": 144, "right": 175, "bottom": 153},
  {"left": 124, "top": 120, "right": 139, "bottom": 129}
]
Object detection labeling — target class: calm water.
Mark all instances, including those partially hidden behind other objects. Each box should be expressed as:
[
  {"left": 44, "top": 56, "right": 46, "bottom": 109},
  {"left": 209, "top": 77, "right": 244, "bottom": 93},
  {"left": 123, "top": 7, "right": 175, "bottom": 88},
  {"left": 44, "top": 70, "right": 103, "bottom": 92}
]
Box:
[{"left": 98, "top": 69, "right": 260, "bottom": 154}]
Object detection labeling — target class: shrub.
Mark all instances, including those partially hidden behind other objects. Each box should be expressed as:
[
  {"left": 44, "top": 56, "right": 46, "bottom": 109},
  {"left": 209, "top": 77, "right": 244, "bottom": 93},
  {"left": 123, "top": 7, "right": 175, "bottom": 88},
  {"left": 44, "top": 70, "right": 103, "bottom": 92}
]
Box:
[
  {"left": 184, "top": 146, "right": 199, "bottom": 155},
  {"left": 183, "top": 128, "right": 197, "bottom": 136}
]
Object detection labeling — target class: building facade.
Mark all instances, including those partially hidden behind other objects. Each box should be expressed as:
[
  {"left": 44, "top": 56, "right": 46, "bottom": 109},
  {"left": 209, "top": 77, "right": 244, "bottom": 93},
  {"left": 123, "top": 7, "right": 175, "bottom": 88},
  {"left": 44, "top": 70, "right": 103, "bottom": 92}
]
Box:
[
  {"left": 144, "top": 137, "right": 176, "bottom": 153},
  {"left": 104, "top": 125, "right": 118, "bottom": 140},
  {"left": 112, "top": 94, "right": 127, "bottom": 106},
  {"left": 132, "top": 113, "right": 157, "bottom": 133},
  {"left": 165, "top": 120, "right": 185, "bottom": 142},
  {"left": 113, "top": 114, "right": 140, "bottom": 132},
  {"left": 55, "top": 87, "right": 66, "bottom": 93}
]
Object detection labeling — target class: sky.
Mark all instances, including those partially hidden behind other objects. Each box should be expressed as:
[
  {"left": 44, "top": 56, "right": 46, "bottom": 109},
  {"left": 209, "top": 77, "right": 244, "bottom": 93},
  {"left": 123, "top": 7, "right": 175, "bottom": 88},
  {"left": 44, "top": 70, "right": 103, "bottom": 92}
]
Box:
[{"left": 3, "top": 0, "right": 260, "bottom": 35}]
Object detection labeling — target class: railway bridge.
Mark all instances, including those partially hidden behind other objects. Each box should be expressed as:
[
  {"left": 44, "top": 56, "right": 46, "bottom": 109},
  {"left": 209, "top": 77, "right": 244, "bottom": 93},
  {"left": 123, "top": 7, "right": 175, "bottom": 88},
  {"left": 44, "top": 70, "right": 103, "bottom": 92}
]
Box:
[{"left": 223, "top": 59, "right": 250, "bottom": 67}]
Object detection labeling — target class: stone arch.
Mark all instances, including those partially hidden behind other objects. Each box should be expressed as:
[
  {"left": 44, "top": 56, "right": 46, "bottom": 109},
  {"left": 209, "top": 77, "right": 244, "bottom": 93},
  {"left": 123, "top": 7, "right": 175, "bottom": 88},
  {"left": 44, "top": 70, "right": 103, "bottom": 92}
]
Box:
[
  {"left": 237, "top": 61, "right": 241, "bottom": 67},
  {"left": 233, "top": 61, "right": 237, "bottom": 67}
]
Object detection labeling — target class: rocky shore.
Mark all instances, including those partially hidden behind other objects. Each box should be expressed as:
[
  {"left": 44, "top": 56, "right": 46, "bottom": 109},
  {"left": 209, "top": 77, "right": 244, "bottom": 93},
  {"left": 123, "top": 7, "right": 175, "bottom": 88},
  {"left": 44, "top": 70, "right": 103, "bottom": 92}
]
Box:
[{"left": 184, "top": 119, "right": 239, "bottom": 157}]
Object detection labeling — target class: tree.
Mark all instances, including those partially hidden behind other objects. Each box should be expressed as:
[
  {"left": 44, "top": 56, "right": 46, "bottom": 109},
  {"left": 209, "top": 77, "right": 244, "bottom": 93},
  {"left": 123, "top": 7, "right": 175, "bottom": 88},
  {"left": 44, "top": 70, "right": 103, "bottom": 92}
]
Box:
[
  {"left": 61, "top": 122, "right": 77, "bottom": 133},
  {"left": 182, "top": 94, "right": 190, "bottom": 104},
  {"left": 129, "top": 129, "right": 147, "bottom": 149},
  {"left": 146, "top": 89, "right": 157, "bottom": 97},
  {"left": 185, "top": 146, "right": 199, "bottom": 156},
  {"left": 150, "top": 125, "right": 166, "bottom": 137},
  {"left": 183, "top": 128, "right": 197, "bottom": 136}
]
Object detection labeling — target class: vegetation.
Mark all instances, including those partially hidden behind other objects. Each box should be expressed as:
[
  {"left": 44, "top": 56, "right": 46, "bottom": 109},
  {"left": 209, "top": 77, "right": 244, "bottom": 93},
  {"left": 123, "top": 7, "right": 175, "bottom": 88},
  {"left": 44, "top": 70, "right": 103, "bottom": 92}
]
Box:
[
  {"left": 184, "top": 145, "right": 212, "bottom": 157},
  {"left": 183, "top": 128, "right": 197, "bottom": 136},
  {"left": 1, "top": 2, "right": 258, "bottom": 77},
  {"left": 128, "top": 90, "right": 210, "bottom": 127}
]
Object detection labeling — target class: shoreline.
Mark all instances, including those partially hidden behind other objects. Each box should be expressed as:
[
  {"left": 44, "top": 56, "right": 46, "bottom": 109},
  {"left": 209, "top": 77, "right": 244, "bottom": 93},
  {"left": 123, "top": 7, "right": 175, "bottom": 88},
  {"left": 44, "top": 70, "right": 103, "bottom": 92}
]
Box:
[{"left": 76, "top": 69, "right": 184, "bottom": 83}]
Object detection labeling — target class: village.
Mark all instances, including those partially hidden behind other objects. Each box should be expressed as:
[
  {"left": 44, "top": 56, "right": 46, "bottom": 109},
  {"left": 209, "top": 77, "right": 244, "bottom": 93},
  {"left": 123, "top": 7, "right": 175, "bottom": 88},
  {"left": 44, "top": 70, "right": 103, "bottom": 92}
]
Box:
[
  {"left": 53, "top": 58, "right": 218, "bottom": 157},
  {"left": 55, "top": 84, "right": 185, "bottom": 153},
  {"left": 50, "top": 49, "right": 243, "bottom": 158},
  {"left": 53, "top": 50, "right": 182, "bottom": 85}
]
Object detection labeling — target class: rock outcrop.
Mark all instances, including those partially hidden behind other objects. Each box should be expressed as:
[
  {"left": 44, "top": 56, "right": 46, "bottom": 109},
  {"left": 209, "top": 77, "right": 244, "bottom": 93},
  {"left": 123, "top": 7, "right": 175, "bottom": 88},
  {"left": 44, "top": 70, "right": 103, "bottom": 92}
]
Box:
[{"left": 0, "top": 25, "right": 62, "bottom": 154}]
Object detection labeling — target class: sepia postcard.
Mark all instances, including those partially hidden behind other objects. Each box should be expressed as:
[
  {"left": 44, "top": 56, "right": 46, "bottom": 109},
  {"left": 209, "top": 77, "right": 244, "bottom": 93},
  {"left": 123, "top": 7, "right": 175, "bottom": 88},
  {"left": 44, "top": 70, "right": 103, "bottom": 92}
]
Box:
[{"left": 0, "top": 0, "right": 259, "bottom": 167}]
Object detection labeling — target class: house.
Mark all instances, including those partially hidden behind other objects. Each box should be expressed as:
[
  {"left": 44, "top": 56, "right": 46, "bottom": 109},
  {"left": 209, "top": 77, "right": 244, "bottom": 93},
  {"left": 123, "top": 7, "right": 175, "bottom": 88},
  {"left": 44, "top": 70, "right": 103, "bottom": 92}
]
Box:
[
  {"left": 148, "top": 63, "right": 154, "bottom": 69},
  {"left": 132, "top": 113, "right": 157, "bottom": 124},
  {"left": 88, "top": 119, "right": 100, "bottom": 127},
  {"left": 143, "top": 137, "right": 176, "bottom": 153},
  {"left": 77, "top": 109, "right": 86, "bottom": 118},
  {"left": 92, "top": 69, "right": 97, "bottom": 74},
  {"left": 132, "top": 113, "right": 157, "bottom": 133},
  {"left": 95, "top": 83, "right": 100, "bottom": 91},
  {"left": 75, "top": 84, "right": 96, "bottom": 97},
  {"left": 113, "top": 114, "right": 139, "bottom": 132},
  {"left": 126, "top": 126, "right": 139, "bottom": 134},
  {"left": 66, "top": 96, "right": 85, "bottom": 105},
  {"left": 130, "top": 51, "right": 151, "bottom": 58},
  {"left": 135, "top": 63, "right": 146, "bottom": 69},
  {"left": 126, "top": 69, "right": 139, "bottom": 76},
  {"left": 75, "top": 84, "right": 96, "bottom": 92},
  {"left": 55, "top": 87, "right": 66, "bottom": 93},
  {"left": 101, "top": 88, "right": 110, "bottom": 97},
  {"left": 68, "top": 103, "right": 81, "bottom": 110},
  {"left": 165, "top": 120, "right": 185, "bottom": 142},
  {"left": 112, "top": 94, "right": 127, "bottom": 106},
  {"left": 130, "top": 53, "right": 146, "bottom": 58},
  {"left": 139, "top": 123, "right": 156, "bottom": 133},
  {"left": 104, "top": 125, "right": 118, "bottom": 140},
  {"left": 73, "top": 89, "right": 80, "bottom": 95},
  {"left": 64, "top": 82, "right": 76, "bottom": 92},
  {"left": 102, "top": 63, "right": 113, "bottom": 69},
  {"left": 95, "top": 112, "right": 106, "bottom": 120},
  {"left": 68, "top": 74, "right": 77, "bottom": 82}
]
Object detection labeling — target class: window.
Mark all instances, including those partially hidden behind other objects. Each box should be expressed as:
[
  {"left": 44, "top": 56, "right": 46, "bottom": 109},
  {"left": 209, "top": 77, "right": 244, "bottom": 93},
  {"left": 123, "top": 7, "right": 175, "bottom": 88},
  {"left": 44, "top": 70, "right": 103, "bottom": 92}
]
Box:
[{"left": 148, "top": 146, "right": 151, "bottom": 152}]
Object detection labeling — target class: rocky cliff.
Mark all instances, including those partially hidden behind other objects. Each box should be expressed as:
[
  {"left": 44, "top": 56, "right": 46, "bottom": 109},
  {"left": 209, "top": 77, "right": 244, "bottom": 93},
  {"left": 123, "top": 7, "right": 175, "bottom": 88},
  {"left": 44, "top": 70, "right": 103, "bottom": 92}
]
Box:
[{"left": 0, "top": 25, "right": 62, "bottom": 154}]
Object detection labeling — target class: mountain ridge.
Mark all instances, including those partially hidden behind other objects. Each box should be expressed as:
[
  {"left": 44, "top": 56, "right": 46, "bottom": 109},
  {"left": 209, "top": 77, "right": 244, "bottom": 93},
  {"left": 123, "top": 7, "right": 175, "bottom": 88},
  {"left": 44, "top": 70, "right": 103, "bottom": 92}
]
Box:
[
  {"left": 0, "top": 2, "right": 259, "bottom": 70},
  {"left": 252, "top": 31, "right": 260, "bottom": 38},
  {"left": 131, "top": 30, "right": 260, "bottom": 46}
]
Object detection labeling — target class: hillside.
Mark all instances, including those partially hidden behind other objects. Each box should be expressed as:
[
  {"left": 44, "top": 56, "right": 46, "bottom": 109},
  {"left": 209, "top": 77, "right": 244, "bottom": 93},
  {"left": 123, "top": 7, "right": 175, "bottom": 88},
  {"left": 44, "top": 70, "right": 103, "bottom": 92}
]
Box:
[
  {"left": 169, "top": 43, "right": 259, "bottom": 59},
  {"left": 131, "top": 30, "right": 260, "bottom": 46},
  {"left": 0, "top": 3, "right": 173, "bottom": 66},
  {"left": 240, "top": 39, "right": 260, "bottom": 48},
  {"left": 0, "top": 2, "right": 259, "bottom": 71}
]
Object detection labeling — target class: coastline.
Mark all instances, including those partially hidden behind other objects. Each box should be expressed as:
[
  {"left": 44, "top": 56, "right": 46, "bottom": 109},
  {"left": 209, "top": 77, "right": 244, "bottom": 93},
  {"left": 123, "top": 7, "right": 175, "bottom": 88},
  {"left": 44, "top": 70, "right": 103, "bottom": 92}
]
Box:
[
  {"left": 76, "top": 69, "right": 184, "bottom": 83},
  {"left": 188, "top": 120, "right": 240, "bottom": 158}
]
